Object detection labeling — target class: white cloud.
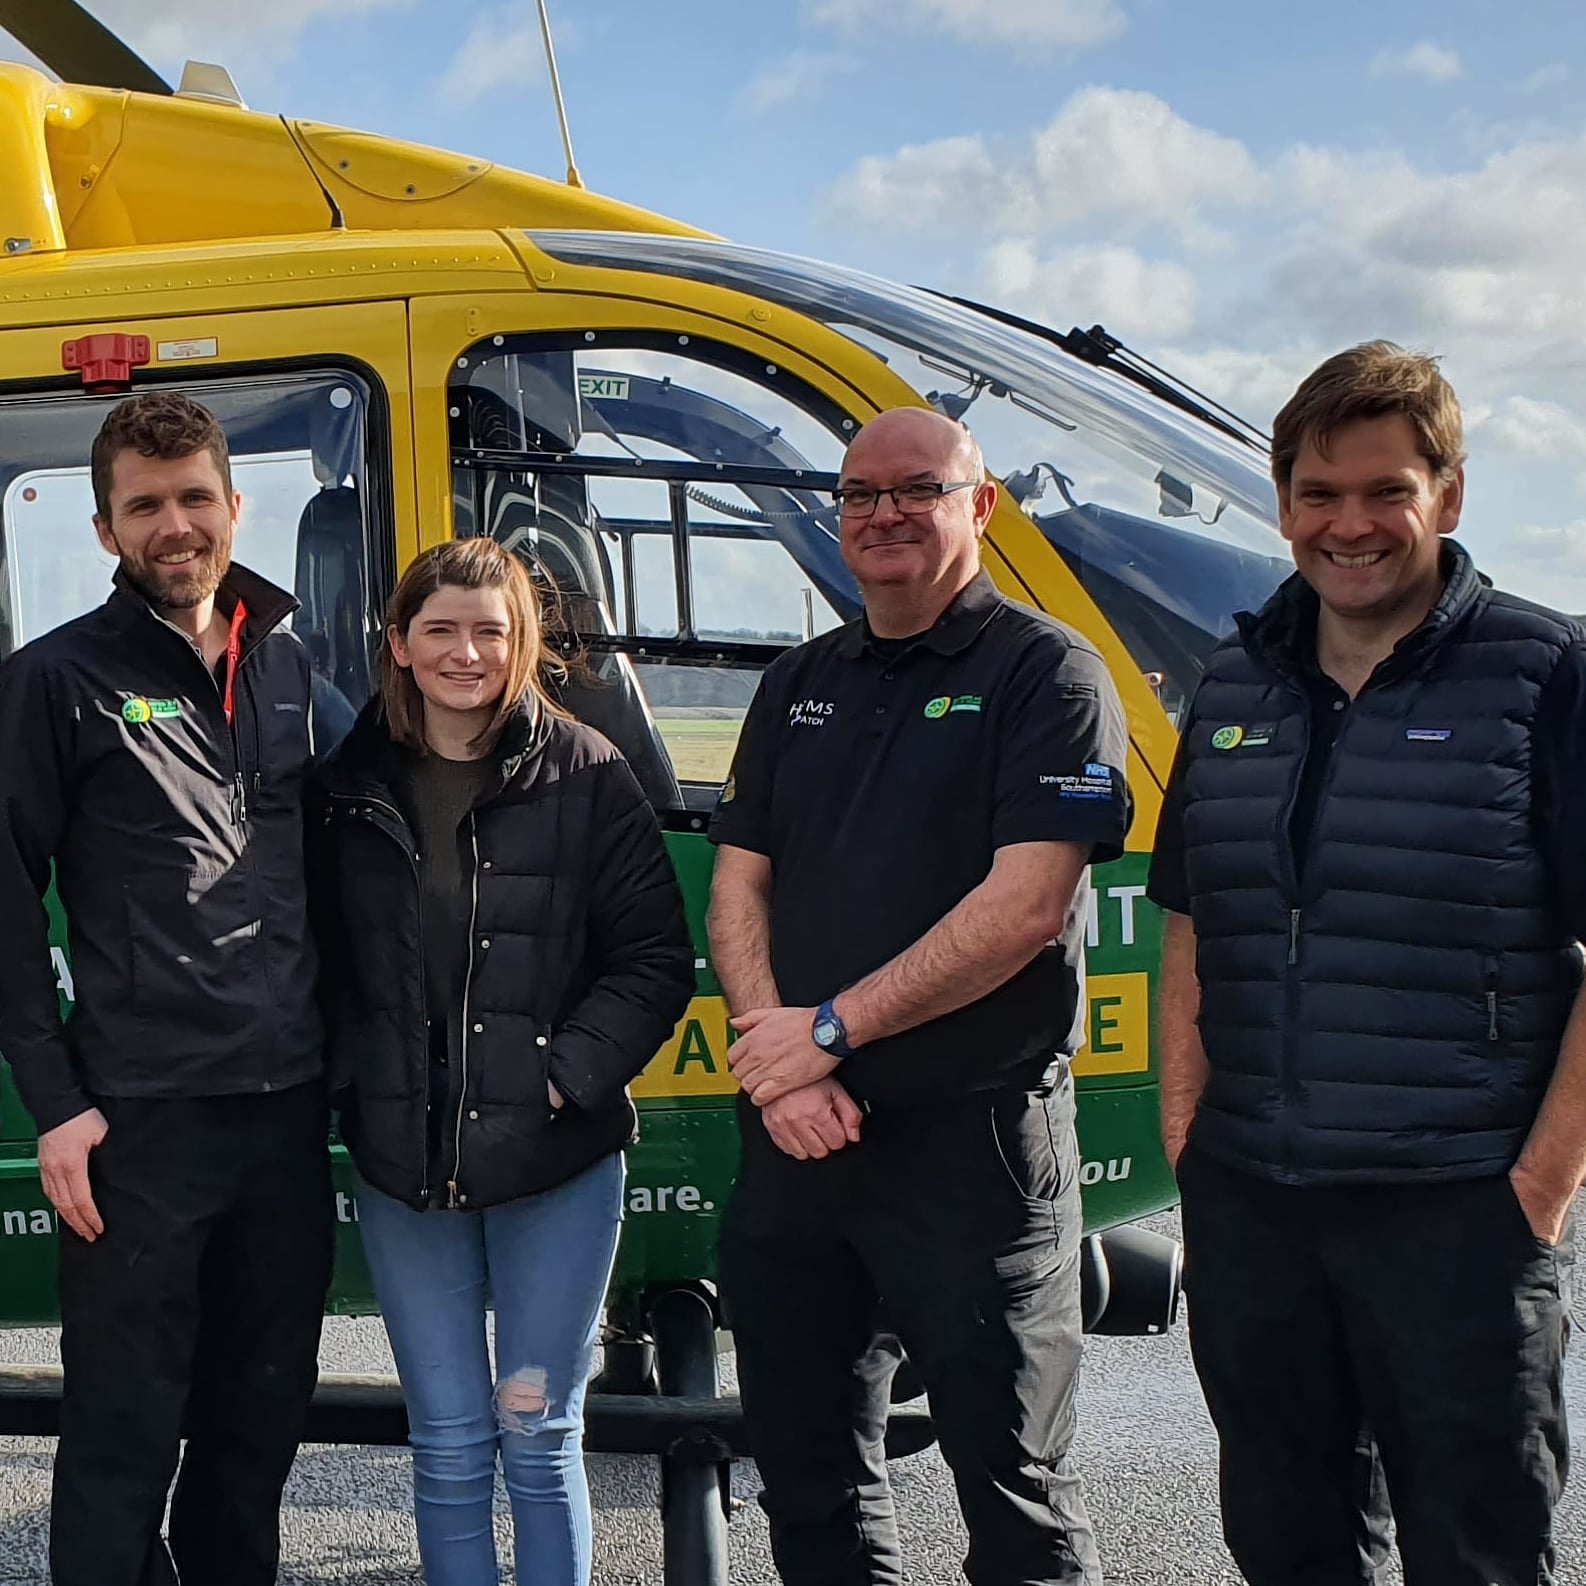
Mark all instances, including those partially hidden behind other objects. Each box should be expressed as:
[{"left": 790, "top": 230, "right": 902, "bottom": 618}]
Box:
[
  {"left": 1370, "top": 41, "right": 1464, "bottom": 82},
  {"left": 1473, "top": 397, "right": 1586, "bottom": 461},
  {"left": 1486, "top": 522, "right": 1586, "bottom": 612},
  {"left": 1032, "top": 88, "right": 1264, "bottom": 240},
  {"left": 808, "top": 0, "right": 1126, "bottom": 49},
  {"left": 829, "top": 87, "right": 1263, "bottom": 243},
  {"left": 834, "top": 135, "right": 1007, "bottom": 226},
  {"left": 735, "top": 50, "right": 853, "bottom": 116},
  {"left": 433, "top": 7, "right": 546, "bottom": 111},
  {"left": 832, "top": 80, "right": 1586, "bottom": 610},
  {"left": 1255, "top": 131, "right": 1586, "bottom": 386},
  {"left": 1147, "top": 347, "right": 1309, "bottom": 433},
  {"left": 1526, "top": 63, "right": 1570, "bottom": 92},
  {"left": 982, "top": 241, "right": 1198, "bottom": 341},
  {"left": 90, "top": 0, "right": 411, "bottom": 72}
]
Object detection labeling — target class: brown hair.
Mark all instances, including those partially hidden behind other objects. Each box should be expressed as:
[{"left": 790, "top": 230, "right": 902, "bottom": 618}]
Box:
[
  {"left": 91, "top": 391, "right": 233, "bottom": 521},
  {"left": 380, "top": 537, "right": 566, "bottom": 754},
  {"left": 1271, "top": 340, "right": 1466, "bottom": 491}
]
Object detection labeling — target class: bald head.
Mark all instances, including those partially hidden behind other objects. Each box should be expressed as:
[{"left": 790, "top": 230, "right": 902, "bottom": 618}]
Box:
[
  {"left": 835, "top": 405, "right": 998, "bottom": 627},
  {"left": 842, "top": 406, "right": 985, "bottom": 483}
]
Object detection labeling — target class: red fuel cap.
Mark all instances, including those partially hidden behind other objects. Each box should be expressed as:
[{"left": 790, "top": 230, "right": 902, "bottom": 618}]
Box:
[{"left": 62, "top": 333, "right": 152, "bottom": 390}]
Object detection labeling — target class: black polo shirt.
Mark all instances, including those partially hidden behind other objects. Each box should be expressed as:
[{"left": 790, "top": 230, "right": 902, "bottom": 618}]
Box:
[{"left": 710, "top": 571, "right": 1132, "bottom": 1105}]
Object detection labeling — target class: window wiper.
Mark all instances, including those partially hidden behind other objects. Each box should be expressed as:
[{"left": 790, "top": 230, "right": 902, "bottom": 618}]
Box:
[{"left": 929, "top": 292, "right": 1271, "bottom": 456}]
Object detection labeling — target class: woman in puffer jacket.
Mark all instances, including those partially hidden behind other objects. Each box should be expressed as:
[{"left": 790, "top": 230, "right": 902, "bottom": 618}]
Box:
[{"left": 310, "top": 537, "right": 694, "bottom": 1586}]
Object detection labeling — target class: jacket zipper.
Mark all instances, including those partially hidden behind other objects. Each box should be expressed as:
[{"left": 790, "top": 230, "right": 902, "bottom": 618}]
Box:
[
  {"left": 1485, "top": 957, "right": 1500, "bottom": 1041},
  {"left": 1272, "top": 681, "right": 1314, "bottom": 1173},
  {"left": 147, "top": 608, "right": 263, "bottom": 825},
  {"left": 331, "top": 791, "right": 433, "bottom": 1204},
  {"left": 448, "top": 814, "right": 482, "bottom": 1210}
]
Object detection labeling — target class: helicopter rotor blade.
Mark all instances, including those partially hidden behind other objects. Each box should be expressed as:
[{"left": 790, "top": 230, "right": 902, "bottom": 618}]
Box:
[{"left": 0, "top": 0, "right": 171, "bottom": 95}]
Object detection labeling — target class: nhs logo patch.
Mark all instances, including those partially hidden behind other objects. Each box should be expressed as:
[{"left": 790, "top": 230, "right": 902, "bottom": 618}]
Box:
[{"left": 1405, "top": 728, "right": 1452, "bottom": 742}]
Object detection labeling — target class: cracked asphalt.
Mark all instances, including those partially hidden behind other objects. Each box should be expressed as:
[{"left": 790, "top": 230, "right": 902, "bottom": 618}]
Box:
[{"left": 0, "top": 1210, "right": 1580, "bottom": 1584}]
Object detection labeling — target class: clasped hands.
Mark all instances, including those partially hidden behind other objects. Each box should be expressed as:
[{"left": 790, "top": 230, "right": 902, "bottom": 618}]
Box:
[{"left": 728, "top": 1004, "right": 863, "bottom": 1161}]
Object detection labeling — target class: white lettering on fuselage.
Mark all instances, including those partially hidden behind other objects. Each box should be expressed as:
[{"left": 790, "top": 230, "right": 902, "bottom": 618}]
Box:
[
  {"left": 0, "top": 1209, "right": 57, "bottom": 1236},
  {"left": 51, "top": 948, "right": 74, "bottom": 1002},
  {"left": 1085, "top": 887, "right": 1149, "bottom": 949},
  {"left": 1079, "top": 1157, "right": 1133, "bottom": 1186},
  {"left": 626, "top": 1184, "right": 711, "bottom": 1214}
]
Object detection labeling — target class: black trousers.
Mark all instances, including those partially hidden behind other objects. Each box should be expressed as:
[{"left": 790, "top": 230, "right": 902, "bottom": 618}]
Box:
[
  {"left": 719, "top": 1076, "right": 1101, "bottom": 1586},
  {"left": 51, "top": 1083, "right": 336, "bottom": 1586},
  {"left": 1177, "top": 1143, "right": 1572, "bottom": 1586}
]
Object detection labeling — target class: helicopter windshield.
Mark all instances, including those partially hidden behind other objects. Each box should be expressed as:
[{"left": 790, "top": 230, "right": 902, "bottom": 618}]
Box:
[{"left": 529, "top": 232, "right": 1293, "bottom": 726}]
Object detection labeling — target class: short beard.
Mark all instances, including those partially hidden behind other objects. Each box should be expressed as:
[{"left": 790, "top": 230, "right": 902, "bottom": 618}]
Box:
[{"left": 117, "top": 541, "right": 231, "bottom": 613}]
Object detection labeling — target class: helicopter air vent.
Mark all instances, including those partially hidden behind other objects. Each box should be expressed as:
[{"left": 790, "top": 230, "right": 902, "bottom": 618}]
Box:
[{"left": 175, "top": 61, "right": 247, "bottom": 110}]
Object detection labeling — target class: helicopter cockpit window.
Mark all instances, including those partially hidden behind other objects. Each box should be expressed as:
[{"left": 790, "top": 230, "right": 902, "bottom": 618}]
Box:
[
  {"left": 449, "top": 332, "right": 859, "bottom": 808},
  {"left": 0, "top": 372, "right": 380, "bottom": 729},
  {"left": 530, "top": 234, "right": 1296, "bottom": 727}
]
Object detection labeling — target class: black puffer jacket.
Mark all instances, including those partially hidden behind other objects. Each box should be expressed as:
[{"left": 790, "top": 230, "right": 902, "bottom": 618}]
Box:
[
  {"left": 310, "top": 697, "right": 694, "bottom": 1210},
  {"left": 1180, "top": 545, "right": 1583, "bottom": 1184}
]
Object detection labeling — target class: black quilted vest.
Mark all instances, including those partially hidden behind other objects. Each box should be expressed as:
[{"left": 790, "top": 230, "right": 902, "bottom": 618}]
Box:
[{"left": 1181, "top": 543, "right": 1583, "bottom": 1184}]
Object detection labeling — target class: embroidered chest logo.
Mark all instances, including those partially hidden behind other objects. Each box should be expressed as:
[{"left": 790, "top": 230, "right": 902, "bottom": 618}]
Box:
[
  {"left": 121, "top": 696, "right": 182, "bottom": 725},
  {"left": 788, "top": 698, "right": 835, "bottom": 728},
  {"left": 1210, "top": 723, "right": 1275, "bottom": 750},
  {"left": 923, "top": 694, "right": 982, "bottom": 719},
  {"left": 1406, "top": 728, "right": 1452, "bottom": 742}
]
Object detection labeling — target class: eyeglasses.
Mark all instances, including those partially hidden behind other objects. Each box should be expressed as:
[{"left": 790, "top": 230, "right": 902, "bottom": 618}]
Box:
[{"left": 831, "top": 480, "right": 980, "bottom": 519}]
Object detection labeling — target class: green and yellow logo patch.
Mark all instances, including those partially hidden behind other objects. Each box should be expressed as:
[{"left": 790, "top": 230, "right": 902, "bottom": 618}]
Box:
[
  {"left": 1211, "top": 724, "right": 1244, "bottom": 751},
  {"left": 924, "top": 694, "right": 983, "bottom": 720},
  {"left": 122, "top": 697, "right": 181, "bottom": 725}
]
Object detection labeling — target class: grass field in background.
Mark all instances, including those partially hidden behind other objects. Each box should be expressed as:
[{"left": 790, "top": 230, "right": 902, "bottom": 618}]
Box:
[{"left": 654, "top": 713, "right": 743, "bottom": 784}]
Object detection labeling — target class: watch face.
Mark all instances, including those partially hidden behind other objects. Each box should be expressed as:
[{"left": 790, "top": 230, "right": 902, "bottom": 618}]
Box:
[{"left": 813, "top": 1018, "right": 839, "bottom": 1049}]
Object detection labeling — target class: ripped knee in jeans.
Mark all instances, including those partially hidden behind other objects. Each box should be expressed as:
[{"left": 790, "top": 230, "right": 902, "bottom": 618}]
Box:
[{"left": 495, "top": 1366, "right": 551, "bottom": 1435}]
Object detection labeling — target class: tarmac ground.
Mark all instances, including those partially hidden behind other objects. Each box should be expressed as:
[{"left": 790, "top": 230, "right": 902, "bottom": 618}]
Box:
[{"left": 0, "top": 1209, "right": 1580, "bottom": 1584}]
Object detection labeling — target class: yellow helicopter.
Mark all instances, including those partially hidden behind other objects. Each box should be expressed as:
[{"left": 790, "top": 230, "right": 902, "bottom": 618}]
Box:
[{"left": 0, "top": 1, "right": 1293, "bottom": 1577}]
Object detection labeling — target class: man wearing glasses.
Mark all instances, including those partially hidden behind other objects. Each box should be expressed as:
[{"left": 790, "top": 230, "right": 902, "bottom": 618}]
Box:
[{"left": 706, "top": 406, "right": 1128, "bottom": 1586}]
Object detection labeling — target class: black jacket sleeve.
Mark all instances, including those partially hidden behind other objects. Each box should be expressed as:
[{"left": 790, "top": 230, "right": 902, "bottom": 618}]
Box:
[
  {"left": 547, "top": 758, "right": 696, "bottom": 1110},
  {"left": 0, "top": 650, "right": 92, "bottom": 1133}
]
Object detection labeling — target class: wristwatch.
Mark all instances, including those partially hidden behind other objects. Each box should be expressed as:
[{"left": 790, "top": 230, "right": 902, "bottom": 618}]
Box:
[{"left": 811, "top": 998, "right": 856, "bottom": 1060}]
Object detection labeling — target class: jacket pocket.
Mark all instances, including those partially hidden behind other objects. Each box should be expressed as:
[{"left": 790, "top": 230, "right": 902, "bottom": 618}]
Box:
[{"left": 124, "top": 880, "right": 256, "bottom": 1037}]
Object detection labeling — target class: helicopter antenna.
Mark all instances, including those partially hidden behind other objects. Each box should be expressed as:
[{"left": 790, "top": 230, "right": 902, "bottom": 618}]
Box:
[{"left": 534, "top": 0, "right": 583, "bottom": 189}]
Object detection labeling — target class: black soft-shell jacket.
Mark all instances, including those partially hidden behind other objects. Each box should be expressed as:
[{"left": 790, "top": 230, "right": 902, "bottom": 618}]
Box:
[
  {"left": 0, "top": 565, "right": 323, "bottom": 1133},
  {"left": 310, "top": 698, "right": 695, "bottom": 1210}
]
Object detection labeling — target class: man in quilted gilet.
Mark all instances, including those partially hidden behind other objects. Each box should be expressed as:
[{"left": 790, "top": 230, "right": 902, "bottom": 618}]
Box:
[{"left": 1149, "top": 341, "right": 1585, "bottom": 1586}]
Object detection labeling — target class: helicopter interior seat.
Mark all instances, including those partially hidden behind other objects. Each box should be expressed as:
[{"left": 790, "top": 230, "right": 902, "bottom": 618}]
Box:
[
  {"left": 293, "top": 484, "right": 370, "bottom": 714},
  {"left": 489, "top": 504, "right": 684, "bottom": 813}
]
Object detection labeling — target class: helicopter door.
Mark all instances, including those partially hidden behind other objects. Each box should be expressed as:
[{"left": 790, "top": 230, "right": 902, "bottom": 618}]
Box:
[
  {"left": 0, "top": 300, "right": 412, "bottom": 1146},
  {"left": 411, "top": 298, "right": 870, "bottom": 815}
]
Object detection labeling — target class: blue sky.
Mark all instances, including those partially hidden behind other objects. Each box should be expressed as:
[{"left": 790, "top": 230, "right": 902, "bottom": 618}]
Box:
[{"left": 7, "top": 0, "right": 1586, "bottom": 605}]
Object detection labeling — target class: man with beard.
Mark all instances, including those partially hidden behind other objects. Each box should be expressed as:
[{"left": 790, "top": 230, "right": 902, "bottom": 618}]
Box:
[{"left": 0, "top": 391, "right": 334, "bottom": 1586}]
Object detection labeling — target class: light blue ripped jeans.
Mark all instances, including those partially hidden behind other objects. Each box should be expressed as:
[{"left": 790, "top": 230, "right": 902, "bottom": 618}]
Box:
[{"left": 355, "top": 1153, "right": 625, "bottom": 1586}]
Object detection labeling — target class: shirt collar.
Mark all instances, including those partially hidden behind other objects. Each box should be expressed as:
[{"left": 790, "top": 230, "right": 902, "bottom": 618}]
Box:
[
  {"left": 1235, "top": 540, "right": 1482, "bottom": 681},
  {"left": 837, "top": 569, "right": 1004, "bottom": 661},
  {"left": 110, "top": 560, "right": 300, "bottom": 644}
]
